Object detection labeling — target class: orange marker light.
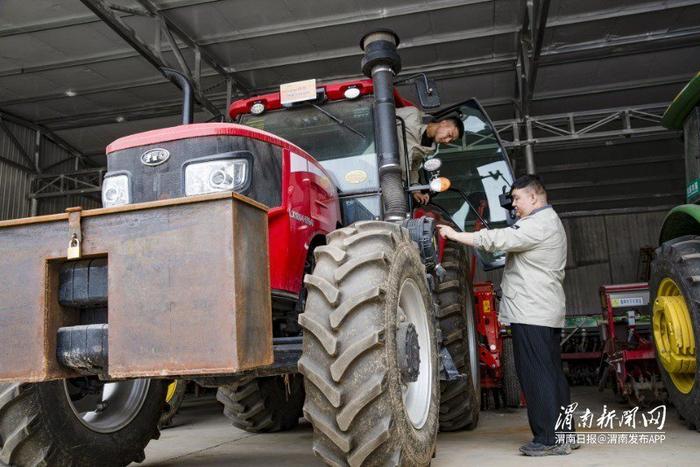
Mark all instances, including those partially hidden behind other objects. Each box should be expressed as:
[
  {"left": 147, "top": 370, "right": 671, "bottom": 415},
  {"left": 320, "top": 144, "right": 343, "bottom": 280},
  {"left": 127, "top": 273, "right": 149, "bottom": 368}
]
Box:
[{"left": 429, "top": 177, "right": 451, "bottom": 193}]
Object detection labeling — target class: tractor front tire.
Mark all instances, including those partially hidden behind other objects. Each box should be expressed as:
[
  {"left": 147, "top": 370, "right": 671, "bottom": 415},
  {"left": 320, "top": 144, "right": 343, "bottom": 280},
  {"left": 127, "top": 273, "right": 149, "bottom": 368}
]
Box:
[
  {"left": 650, "top": 235, "right": 700, "bottom": 429},
  {"left": 0, "top": 379, "right": 164, "bottom": 467},
  {"left": 217, "top": 375, "right": 305, "bottom": 433},
  {"left": 299, "top": 221, "right": 439, "bottom": 466},
  {"left": 435, "top": 241, "right": 481, "bottom": 431}
]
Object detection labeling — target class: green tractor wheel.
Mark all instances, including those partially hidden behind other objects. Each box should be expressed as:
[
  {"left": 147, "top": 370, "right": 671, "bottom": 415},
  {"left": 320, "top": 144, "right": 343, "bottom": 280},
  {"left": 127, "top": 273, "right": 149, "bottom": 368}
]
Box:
[
  {"left": 159, "top": 379, "right": 187, "bottom": 428},
  {"left": 650, "top": 235, "right": 700, "bottom": 428}
]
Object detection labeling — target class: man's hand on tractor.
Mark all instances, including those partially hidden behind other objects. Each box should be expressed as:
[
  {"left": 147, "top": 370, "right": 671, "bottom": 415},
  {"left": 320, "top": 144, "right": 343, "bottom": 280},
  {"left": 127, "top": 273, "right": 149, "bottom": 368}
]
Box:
[
  {"left": 436, "top": 224, "right": 477, "bottom": 247},
  {"left": 436, "top": 224, "right": 456, "bottom": 240},
  {"left": 412, "top": 192, "right": 430, "bottom": 205}
]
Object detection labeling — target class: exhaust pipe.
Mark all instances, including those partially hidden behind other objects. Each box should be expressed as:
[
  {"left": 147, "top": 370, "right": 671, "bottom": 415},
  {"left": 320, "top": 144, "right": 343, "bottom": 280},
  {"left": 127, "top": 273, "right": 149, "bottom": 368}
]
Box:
[
  {"left": 162, "top": 68, "right": 194, "bottom": 125},
  {"left": 360, "top": 30, "right": 407, "bottom": 221}
]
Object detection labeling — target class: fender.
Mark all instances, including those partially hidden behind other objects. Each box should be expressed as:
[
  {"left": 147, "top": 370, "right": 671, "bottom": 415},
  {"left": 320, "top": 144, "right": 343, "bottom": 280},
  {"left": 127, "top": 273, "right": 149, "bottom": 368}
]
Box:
[{"left": 659, "top": 204, "right": 700, "bottom": 244}]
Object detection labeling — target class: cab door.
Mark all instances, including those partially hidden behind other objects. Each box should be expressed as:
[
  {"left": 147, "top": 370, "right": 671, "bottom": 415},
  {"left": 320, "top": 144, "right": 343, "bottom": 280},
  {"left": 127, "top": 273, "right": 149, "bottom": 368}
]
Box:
[{"left": 430, "top": 99, "right": 515, "bottom": 270}]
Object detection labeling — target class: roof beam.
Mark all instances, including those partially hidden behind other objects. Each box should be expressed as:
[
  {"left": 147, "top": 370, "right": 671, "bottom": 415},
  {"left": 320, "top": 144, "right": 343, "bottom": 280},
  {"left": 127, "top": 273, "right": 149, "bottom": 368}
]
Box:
[
  {"left": 0, "top": 0, "right": 220, "bottom": 38},
  {"left": 134, "top": 0, "right": 250, "bottom": 93},
  {"left": 515, "top": 0, "right": 551, "bottom": 173},
  {"left": 3, "top": 0, "right": 698, "bottom": 79},
  {"left": 79, "top": 0, "right": 227, "bottom": 119}
]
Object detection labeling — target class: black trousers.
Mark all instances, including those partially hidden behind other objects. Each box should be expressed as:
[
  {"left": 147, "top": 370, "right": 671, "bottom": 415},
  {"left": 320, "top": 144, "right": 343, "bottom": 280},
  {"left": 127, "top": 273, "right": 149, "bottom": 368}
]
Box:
[{"left": 511, "top": 323, "right": 571, "bottom": 446}]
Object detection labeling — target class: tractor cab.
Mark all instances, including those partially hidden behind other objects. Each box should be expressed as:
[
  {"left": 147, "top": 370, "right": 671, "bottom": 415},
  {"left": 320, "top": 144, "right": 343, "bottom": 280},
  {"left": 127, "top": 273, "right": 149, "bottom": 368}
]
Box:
[{"left": 230, "top": 80, "right": 514, "bottom": 268}]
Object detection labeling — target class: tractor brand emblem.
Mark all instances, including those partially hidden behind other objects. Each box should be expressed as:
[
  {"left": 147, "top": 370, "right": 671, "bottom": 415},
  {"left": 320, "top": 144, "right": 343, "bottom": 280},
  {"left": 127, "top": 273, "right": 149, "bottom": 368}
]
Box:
[
  {"left": 345, "top": 170, "right": 368, "bottom": 184},
  {"left": 141, "top": 148, "right": 170, "bottom": 166}
]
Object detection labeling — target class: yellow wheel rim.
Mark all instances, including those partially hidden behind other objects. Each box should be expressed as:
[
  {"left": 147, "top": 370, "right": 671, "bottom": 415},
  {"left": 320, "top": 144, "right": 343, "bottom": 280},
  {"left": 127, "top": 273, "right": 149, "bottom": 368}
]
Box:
[
  {"left": 166, "top": 381, "right": 178, "bottom": 403},
  {"left": 653, "top": 278, "right": 697, "bottom": 394}
]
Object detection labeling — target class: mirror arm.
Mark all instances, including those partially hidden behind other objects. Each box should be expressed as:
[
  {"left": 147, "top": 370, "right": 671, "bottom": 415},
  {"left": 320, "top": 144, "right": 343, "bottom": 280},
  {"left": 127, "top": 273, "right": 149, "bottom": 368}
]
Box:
[{"left": 447, "top": 188, "right": 492, "bottom": 229}]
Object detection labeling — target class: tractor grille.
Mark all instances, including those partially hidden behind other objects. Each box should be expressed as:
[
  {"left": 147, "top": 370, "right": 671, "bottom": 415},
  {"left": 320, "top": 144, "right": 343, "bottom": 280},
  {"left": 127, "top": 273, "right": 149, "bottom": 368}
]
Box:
[{"left": 106, "top": 135, "right": 283, "bottom": 207}]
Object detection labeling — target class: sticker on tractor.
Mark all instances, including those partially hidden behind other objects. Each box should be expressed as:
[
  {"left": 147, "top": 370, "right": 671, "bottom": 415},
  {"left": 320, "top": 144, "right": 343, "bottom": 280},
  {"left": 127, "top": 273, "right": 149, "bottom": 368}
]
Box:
[
  {"left": 345, "top": 170, "right": 368, "bottom": 184},
  {"left": 280, "top": 79, "right": 317, "bottom": 105},
  {"left": 611, "top": 296, "right": 645, "bottom": 307},
  {"left": 687, "top": 177, "right": 700, "bottom": 201}
]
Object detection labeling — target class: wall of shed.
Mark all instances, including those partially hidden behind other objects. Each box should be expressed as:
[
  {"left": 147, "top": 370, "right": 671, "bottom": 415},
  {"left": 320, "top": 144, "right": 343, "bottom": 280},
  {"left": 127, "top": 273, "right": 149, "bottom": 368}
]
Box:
[
  {"left": 0, "top": 120, "right": 34, "bottom": 220},
  {"left": 475, "top": 208, "right": 668, "bottom": 316},
  {"left": 0, "top": 119, "right": 100, "bottom": 220}
]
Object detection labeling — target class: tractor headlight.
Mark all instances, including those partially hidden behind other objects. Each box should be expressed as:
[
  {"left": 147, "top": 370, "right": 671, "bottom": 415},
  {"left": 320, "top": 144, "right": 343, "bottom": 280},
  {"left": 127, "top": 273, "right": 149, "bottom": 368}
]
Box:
[
  {"left": 101, "top": 174, "right": 130, "bottom": 207},
  {"left": 185, "top": 159, "right": 249, "bottom": 196}
]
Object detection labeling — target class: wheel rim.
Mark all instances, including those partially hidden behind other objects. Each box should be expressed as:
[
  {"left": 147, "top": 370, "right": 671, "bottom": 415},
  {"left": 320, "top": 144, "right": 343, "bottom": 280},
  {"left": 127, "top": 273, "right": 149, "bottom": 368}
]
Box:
[
  {"left": 653, "top": 278, "right": 696, "bottom": 394},
  {"left": 64, "top": 378, "right": 151, "bottom": 434},
  {"left": 166, "top": 380, "right": 178, "bottom": 403},
  {"left": 464, "top": 292, "right": 480, "bottom": 394},
  {"left": 398, "top": 278, "right": 433, "bottom": 430}
]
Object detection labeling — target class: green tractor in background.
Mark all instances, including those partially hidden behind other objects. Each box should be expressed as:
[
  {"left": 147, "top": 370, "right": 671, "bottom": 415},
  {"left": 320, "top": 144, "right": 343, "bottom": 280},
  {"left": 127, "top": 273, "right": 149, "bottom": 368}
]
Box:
[{"left": 652, "top": 72, "right": 700, "bottom": 428}]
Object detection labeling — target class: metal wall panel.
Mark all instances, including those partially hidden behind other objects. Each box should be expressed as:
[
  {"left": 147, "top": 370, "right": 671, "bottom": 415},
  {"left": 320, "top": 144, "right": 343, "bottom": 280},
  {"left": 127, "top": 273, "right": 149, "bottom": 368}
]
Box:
[
  {"left": 0, "top": 120, "right": 34, "bottom": 220},
  {"left": 603, "top": 211, "right": 666, "bottom": 283},
  {"left": 0, "top": 119, "right": 98, "bottom": 220}
]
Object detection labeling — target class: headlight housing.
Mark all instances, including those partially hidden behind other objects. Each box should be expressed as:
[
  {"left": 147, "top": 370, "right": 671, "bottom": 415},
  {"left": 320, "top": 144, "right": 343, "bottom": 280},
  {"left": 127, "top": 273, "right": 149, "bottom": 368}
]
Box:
[
  {"left": 185, "top": 158, "right": 249, "bottom": 196},
  {"left": 102, "top": 174, "right": 130, "bottom": 207}
]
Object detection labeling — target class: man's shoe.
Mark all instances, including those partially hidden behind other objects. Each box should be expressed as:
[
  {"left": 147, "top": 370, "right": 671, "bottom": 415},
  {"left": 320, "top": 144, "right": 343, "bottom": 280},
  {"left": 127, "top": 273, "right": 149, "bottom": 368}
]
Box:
[
  {"left": 520, "top": 442, "right": 571, "bottom": 456},
  {"left": 568, "top": 441, "right": 581, "bottom": 450},
  {"left": 518, "top": 442, "right": 541, "bottom": 454}
]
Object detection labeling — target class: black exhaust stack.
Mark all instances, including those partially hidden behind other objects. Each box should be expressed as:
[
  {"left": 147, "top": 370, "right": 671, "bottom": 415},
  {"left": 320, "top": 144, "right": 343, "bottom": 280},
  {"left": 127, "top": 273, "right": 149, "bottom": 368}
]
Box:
[
  {"left": 162, "top": 68, "right": 194, "bottom": 125},
  {"left": 360, "top": 30, "right": 407, "bottom": 221}
]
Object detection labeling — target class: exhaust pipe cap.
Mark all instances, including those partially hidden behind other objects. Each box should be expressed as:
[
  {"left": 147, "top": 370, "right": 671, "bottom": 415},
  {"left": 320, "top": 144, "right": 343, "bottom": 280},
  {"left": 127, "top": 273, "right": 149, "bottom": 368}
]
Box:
[{"left": 360, "top": 29, "right": 402, "bottom": 77}]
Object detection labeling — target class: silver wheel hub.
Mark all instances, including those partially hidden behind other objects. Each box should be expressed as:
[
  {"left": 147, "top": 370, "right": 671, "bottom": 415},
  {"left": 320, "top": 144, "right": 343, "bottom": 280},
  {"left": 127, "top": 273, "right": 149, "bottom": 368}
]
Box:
[
  {"left": 398, "top": 279, "right": 433, "bottom": 430},
  {"left": 64, "top": 378, "right": 151, "bottom": 434},
  {"left": 397, "top": 322, "right": 420, "bottom": 383}
]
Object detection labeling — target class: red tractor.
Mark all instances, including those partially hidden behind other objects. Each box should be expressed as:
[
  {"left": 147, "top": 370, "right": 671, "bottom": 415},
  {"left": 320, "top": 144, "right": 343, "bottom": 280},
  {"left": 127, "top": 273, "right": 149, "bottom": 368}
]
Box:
[{"left": 0, "top": 31, "right": 514, "bottom": 466}]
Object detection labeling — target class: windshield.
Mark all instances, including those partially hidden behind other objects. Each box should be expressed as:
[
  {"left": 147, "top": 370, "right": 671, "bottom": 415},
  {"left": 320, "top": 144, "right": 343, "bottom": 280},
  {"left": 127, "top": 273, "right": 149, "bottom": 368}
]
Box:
[{"left": 239, "top": 97, "right": 377, "bottom": 194}]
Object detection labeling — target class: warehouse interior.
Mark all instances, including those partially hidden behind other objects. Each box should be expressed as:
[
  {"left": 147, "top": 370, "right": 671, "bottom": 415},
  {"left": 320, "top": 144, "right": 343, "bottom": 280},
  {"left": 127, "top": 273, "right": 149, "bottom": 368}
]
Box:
[{"left": 1, "top": 0, "right": 699, "bottom": 465}]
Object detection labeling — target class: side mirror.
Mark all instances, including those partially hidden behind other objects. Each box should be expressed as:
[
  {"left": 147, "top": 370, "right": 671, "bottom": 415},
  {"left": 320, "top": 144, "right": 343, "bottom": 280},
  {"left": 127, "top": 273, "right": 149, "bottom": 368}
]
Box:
[
  {"left": 415, "top": 76, "right": 440, "bottom": 109},
  {"left": 499, "top": 185, "right": 513, "bottom": 210}
]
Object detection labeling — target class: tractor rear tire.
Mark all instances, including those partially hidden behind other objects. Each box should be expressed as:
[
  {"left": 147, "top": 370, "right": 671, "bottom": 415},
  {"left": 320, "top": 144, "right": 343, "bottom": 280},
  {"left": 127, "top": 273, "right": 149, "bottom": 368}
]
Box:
[
  {"left": 650, "top": 235, "right": 700, "bottom": 429},
  {"left": 0, "top": 379, "right": 164, "bottom": 467},
  {"left": 299, "top": 221, "right": 439, "bottom": 466},
  {"left": 217, "top": 375, "right": 305, "bottom": 433},
  {"left": 501, "top": 337, "right": 521, "bottom": 407},
  {"left": 435, "top": 241, "right": 481, "bottom": 431}
]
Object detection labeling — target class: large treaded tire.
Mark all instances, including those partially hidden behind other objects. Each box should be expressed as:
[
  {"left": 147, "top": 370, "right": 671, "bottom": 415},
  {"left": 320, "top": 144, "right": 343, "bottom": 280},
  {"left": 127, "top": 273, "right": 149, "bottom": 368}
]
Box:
[
  {"left": 217, "top": 375, "right": 305, "bottom": 433},
  {"left": 501, "top": 337, "right": 521, "bottom": 408},
  {"left": 435, "top": 241, "right": 480, "bottom": 431},
  {"left": 0, "top": 380, "right": 165, "bottom": 467},
  {"left": 299, "top": 221, "right": 439, "bottom": 467},
  {"left": 650, "top": 235, "right": 700, "bottom": 429}
]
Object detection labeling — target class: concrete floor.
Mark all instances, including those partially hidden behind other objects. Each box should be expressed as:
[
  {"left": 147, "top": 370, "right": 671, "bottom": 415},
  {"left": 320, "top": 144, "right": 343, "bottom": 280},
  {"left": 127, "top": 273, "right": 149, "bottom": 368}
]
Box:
[{"left": 140, "top": 386, "right": 697, "bottom": 466}]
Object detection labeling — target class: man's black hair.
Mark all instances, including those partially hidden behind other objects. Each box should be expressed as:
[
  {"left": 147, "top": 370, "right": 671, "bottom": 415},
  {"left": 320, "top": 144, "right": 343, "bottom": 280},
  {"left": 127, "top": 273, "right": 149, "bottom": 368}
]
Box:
[
  {"left": 511, "top": 174, "right": 546, "bottom": 194},
  {"left": 440, "top": 116, "right": 465, "bottom": 140}
]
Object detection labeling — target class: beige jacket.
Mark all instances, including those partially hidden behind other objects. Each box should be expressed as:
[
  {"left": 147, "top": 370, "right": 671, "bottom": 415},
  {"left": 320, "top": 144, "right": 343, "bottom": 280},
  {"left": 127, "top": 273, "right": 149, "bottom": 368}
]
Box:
[
  {"left": 473, "top": 206, "right": 567, "bottom": 328},
  {"left": 395, "top": 106, "right": 435, "bottom": 184}
]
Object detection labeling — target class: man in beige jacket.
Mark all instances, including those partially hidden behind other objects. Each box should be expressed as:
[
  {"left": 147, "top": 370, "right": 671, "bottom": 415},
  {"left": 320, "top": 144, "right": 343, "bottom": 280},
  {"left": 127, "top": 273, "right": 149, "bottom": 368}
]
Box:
[
  {"left": 395, "top": 106, "right": 463, "bottom": 204},
  {"left": 437, "top": 174, "right": 573, "bottom": 456}
]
